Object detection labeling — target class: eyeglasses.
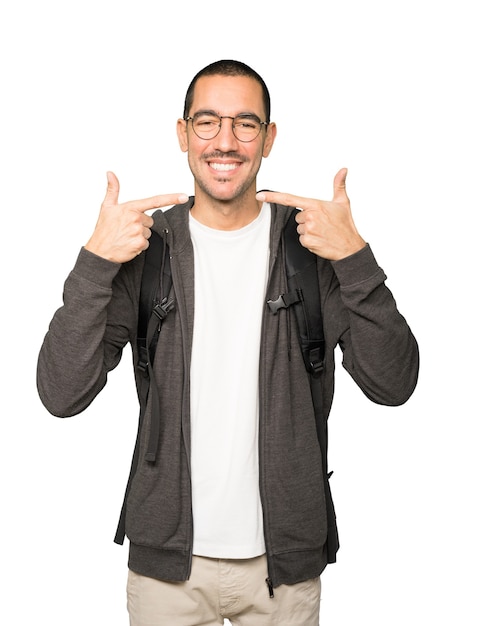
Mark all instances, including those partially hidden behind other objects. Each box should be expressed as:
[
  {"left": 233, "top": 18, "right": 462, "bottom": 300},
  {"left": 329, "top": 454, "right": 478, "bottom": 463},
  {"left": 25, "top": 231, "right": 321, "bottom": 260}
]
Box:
[{"left": 185, "top": 112, "right": 268, "bottom": 142}]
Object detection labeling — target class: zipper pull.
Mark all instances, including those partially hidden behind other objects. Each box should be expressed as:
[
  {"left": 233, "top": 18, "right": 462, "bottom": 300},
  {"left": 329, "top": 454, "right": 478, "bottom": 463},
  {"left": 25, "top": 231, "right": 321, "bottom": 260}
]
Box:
[{"left": 265, "top": 577, "right": 274, "bottom": 598}]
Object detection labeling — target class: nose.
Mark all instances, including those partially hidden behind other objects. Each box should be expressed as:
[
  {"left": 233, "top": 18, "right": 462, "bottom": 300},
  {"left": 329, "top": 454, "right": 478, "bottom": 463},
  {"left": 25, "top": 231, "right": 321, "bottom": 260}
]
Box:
[{"left": 214, "top": 116, "right": 239, "bottom": 152}]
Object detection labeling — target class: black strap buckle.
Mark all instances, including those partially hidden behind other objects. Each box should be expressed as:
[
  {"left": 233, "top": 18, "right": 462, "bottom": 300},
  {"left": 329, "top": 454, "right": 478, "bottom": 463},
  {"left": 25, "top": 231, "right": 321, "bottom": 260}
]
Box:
[
  {"left": 267, "top": 289, "right": 302, "bottom": 314},
  {"left": 306, "top": 345, "right": 325, "bottom": 375},
  {"left": 137, "top": 345, "right": 149, "bottom": 375},
  {"left": 153, "top": 298, "right": 175, "bottom": 322}
]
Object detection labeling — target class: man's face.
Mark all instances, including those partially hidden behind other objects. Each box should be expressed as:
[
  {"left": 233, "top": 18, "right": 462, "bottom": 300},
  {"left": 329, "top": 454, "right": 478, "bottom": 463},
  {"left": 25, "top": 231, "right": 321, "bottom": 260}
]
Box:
[{"left": 177, "top": 74, "right": 276, "bottom": 203}]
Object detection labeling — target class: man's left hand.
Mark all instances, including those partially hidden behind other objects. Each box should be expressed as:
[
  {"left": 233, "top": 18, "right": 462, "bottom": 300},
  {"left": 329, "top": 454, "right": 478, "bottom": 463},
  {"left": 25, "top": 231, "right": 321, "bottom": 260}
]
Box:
[{"left": 256, "top": 168, "right": 366, "bottom": 261}]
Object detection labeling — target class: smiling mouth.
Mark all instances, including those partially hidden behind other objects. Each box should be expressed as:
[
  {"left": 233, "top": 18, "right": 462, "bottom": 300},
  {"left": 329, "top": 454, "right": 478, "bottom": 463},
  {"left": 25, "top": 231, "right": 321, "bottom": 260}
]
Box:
[{"left": 209, "top": 162, "right": 239, "bottom": 172}]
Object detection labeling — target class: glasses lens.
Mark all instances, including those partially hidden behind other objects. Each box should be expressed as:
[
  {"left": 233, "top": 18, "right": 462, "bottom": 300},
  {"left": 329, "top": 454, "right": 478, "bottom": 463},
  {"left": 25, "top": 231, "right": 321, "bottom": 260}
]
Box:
[
  {"left": 192, "top": 113, "right": 221, "bottom": 139},
  {"left": 232, "top": 115, "right": 262, "bottom": 142}
]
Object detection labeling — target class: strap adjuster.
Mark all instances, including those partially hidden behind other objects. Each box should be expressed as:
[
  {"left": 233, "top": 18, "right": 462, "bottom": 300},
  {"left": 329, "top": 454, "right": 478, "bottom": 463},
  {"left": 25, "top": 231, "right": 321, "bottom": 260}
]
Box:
[
  {"left": 137, "top": 345, "right": 149, "bottom": 374},
  {"left": 267, "top": 289, "right": 302, "bottom": 314},
  {"left": 306, "top": 345, "right": 325, "bottom": 375},
  {"left": 153, "top": 298, "right": 175, "bottom": 322}
]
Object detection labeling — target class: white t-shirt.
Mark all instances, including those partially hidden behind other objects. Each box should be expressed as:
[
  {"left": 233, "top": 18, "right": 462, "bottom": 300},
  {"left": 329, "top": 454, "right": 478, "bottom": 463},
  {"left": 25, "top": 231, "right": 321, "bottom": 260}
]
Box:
[{"left": 189, "top": 204, "right": 271, "bottom": 558}]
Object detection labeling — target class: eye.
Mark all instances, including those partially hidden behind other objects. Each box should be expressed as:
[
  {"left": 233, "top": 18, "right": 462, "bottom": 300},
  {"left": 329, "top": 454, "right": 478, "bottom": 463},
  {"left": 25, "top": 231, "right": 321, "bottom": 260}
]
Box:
[
  {"left": 234, "top": 115, "right": 261, "bottom": 131},
  {"left": 238, "top": 121, "right": 257, "bottom": 129},
  {"left": 194, "top": 115, "right": 219, "bottom": 128}
]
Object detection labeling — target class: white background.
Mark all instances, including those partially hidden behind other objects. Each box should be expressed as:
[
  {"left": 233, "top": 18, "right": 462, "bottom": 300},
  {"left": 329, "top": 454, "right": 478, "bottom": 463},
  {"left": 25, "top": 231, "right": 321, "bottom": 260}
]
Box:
[{"left": 1, "top": 0, "right": 478, "bottom": 624}]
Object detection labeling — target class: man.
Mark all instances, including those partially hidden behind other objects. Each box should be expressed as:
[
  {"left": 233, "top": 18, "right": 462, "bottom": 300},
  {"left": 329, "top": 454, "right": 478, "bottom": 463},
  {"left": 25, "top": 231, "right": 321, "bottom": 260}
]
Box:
[{"left": 37, "top": 60, "right": 419, "bottom": 625}]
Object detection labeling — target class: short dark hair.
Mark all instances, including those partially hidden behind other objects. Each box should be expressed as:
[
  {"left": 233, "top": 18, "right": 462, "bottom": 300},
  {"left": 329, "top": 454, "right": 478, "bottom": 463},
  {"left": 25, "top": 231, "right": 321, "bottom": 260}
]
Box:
[{"left": 183, "top": 59, "right": 271, "bottom": 123}]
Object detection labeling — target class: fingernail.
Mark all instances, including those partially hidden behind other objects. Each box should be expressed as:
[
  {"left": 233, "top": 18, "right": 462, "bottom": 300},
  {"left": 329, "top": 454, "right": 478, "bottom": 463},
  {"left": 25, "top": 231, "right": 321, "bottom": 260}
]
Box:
[
  {"left": 256, "top": 192, "right": 266, "bottom": 201},
  {"left": 178, "top": 194, "right": 189, "bottom": 203}
]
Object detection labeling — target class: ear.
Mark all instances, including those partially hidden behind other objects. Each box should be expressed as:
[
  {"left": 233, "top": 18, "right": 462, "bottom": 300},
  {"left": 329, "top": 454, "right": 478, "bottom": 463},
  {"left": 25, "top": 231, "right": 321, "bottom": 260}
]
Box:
[
  {"left": 177, "top": 118, "right": 189, "bottom": 152},
  {"left": 262, "top": 122, "right": 277, "bottom": 158}
]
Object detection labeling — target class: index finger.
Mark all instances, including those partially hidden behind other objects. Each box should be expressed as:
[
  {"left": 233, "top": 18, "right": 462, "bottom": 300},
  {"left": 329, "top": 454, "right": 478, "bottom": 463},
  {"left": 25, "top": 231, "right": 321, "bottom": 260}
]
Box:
[
  {"left": 124, "top": 193, "right": 189, "bottom": 213},
  {"left": 255, "top": 190, "right": 315, "bottom": 211}
]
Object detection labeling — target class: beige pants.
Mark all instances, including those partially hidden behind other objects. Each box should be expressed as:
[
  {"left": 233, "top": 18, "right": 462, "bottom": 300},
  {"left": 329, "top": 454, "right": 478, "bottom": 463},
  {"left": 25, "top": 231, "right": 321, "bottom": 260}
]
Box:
[{"left": 127, "top": 554, "right": 321, "bottom": 625}]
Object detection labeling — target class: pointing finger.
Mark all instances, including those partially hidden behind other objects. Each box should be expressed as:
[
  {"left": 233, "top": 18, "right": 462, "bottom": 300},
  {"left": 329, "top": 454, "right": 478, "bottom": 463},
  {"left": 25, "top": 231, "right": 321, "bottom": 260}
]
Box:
[
  {"left": 123, "top": 193, "right": 190, "bottom": 214},
  {"left": 255, "top": 190, "right": 316, "bottom": 211}
]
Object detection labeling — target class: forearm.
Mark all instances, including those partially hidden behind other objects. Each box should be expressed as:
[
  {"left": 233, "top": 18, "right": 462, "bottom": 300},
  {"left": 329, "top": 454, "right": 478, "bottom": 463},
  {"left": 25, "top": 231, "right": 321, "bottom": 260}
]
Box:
[
  {"left": 333, "top": 245, "right": 419, "bottom": 405},
  {"left": 37, "top": 248, "right": 128, "bottom": 417}
]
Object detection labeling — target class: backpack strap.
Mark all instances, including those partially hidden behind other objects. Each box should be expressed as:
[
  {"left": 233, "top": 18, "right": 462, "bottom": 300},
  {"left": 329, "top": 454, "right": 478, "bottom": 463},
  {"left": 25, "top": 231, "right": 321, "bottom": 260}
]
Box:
[
  {"left": 137, "top": 230, "right": 174, "bottom": 373},
  {"left": 273, "top": 209, "right": 325, "bottom": 374},
  {"left": 267, "top": 208, "right": 339, "bottom": 563},
  {"left": 267, "top": 210, "right": 325, "bottom": 373},
  {"left": 114, "top": 230, "right": 173, "bottom": 545}
]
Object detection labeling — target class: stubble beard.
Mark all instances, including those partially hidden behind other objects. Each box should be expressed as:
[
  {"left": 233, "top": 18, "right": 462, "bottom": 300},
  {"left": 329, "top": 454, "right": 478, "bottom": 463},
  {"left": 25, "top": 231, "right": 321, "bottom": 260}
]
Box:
[{"left": 195, "top": 175, "right": 255, "bottom": 204}]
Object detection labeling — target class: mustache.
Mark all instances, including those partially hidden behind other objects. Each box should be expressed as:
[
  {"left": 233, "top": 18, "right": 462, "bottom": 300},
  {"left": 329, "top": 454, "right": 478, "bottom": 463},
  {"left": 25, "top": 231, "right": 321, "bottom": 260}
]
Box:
[{"left": 202, "top": 151, "right": 247, "bottom": 162}]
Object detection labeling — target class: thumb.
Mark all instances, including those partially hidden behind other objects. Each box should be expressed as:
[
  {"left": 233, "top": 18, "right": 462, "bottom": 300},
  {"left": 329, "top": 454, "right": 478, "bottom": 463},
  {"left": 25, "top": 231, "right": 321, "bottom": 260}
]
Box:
[
  {"left": 103, "top": 171, "right": 120, "bottom": 205},
  {"left": 333, "top": 167, "right": 348, "bottom": 202}
]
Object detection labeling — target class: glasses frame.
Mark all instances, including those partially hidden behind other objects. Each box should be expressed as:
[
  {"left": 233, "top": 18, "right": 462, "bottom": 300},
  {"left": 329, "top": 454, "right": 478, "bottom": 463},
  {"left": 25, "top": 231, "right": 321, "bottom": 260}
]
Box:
[{"left": 185, "top": 112, "right": 269, "bottom": 143}]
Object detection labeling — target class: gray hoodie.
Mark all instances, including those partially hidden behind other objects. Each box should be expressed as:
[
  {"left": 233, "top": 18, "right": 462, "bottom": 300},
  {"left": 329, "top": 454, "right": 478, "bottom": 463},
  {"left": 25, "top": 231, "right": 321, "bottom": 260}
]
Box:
[{"left": 37, "top": 200, "right": 419, "bottom": 587}]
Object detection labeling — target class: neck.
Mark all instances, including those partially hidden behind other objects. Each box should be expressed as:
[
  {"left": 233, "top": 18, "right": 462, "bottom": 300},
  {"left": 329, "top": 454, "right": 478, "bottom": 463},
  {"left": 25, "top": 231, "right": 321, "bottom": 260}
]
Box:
[{"left": 191, "top": 187, "right": 262, "bottom": 231}]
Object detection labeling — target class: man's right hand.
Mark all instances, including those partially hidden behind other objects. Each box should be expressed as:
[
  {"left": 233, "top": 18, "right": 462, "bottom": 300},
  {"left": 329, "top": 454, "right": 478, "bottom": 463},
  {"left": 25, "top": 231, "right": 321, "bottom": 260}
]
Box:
[{"left": 84, "top": 171, "right": 188, "bottom": 263}]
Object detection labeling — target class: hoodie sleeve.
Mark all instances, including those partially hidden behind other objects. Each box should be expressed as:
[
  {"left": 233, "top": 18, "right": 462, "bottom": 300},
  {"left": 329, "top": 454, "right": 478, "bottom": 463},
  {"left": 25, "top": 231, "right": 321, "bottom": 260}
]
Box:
[
  {"left": 36, "top": 247, "right": 138, "bottom": 417},
  {"left": 331, "top": 244, "right": 419, "bottom": 406}
]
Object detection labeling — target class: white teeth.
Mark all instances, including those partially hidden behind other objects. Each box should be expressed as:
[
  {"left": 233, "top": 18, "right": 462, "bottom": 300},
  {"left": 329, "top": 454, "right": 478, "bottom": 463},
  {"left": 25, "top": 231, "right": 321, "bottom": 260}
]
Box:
[{"left": 210, "top": 162, "right": 238, "bottom": 171}]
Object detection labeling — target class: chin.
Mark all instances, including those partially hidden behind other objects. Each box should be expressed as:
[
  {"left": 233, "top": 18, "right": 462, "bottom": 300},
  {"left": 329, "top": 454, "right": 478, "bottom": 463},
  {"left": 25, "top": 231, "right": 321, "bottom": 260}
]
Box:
[{"left": 201, "top": 180, "right": 253, "bottom": 203}]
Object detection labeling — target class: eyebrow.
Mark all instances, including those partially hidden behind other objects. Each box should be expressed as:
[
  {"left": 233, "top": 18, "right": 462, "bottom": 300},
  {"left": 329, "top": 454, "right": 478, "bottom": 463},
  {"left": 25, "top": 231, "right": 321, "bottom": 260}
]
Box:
[{"left": 193, "top": 109, "right": 218, "bottom": 117}]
